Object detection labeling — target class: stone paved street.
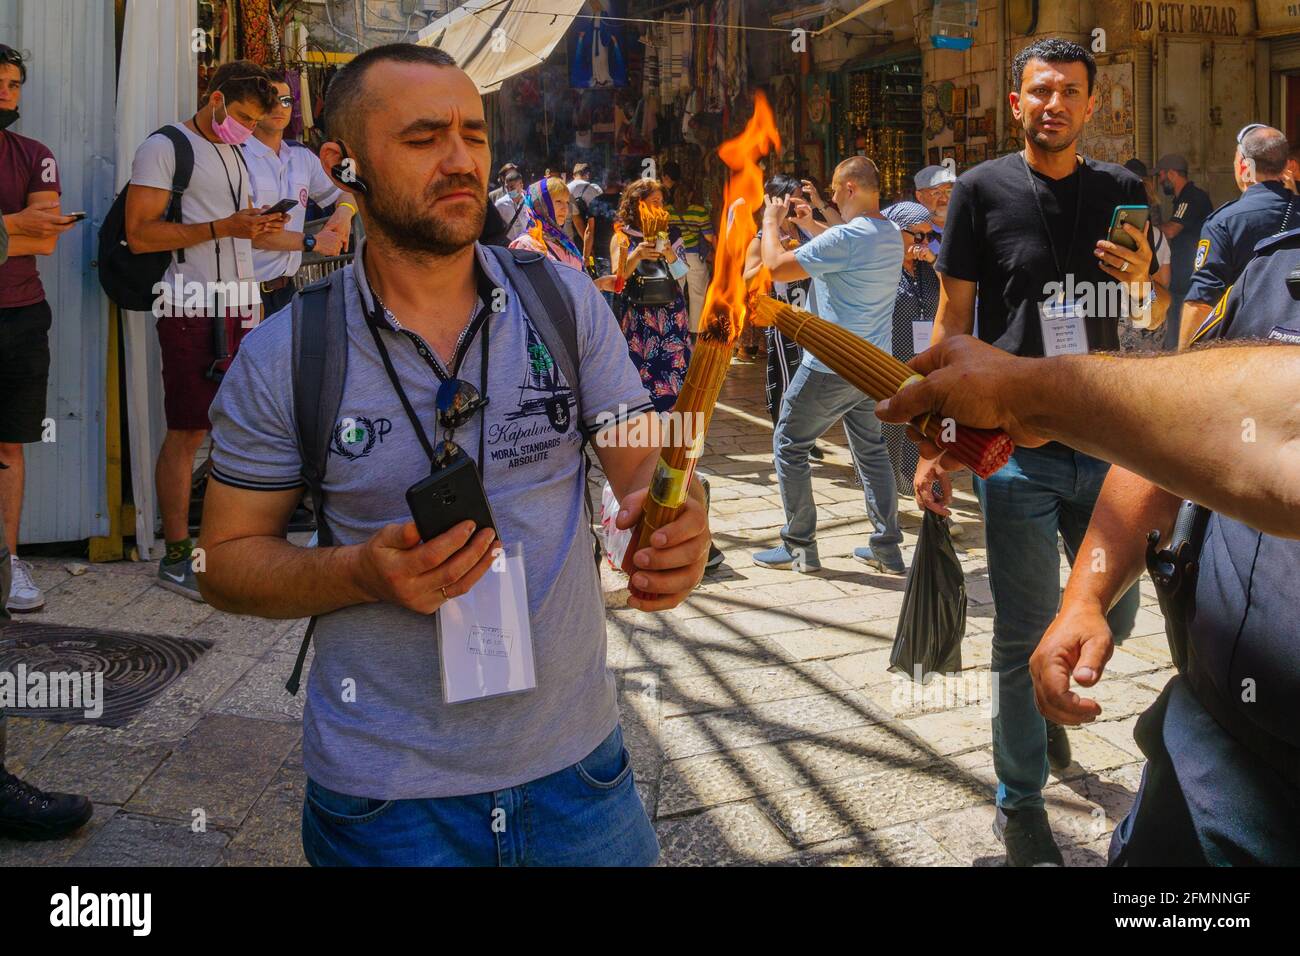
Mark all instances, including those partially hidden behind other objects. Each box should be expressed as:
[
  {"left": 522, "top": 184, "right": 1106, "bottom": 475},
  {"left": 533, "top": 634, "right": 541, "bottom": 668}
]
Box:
[{"left": 0, "top": 359, "right": 1172, "bottom": 867}]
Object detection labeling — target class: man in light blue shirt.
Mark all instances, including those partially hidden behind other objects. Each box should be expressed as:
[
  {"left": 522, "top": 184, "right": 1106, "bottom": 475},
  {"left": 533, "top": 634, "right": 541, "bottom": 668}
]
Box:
[{"left": 754, "top": 156, "right": 906, "bottom": 573}]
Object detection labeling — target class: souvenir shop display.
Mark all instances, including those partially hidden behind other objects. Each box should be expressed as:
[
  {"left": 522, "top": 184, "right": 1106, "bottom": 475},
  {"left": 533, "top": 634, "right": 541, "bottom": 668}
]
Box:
[{"left": 835, "top": 61, "right": 922, "bottom": 203}]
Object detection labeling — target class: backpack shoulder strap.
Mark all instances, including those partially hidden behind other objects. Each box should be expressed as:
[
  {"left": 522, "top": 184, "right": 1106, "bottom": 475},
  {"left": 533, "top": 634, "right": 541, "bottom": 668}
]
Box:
[
  {"left": 153, "top": 125, "right": 195, "bottom": 260},
  {"left": 484, "top": 245, "right": 587, "bottom": 439},
  {"left": 286, "top": 267, "right": 348, "bottom": 695}
]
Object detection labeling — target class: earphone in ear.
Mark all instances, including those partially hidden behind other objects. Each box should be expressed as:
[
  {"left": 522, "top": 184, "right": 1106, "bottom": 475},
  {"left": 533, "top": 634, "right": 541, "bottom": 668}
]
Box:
[{"left": 329, "top": 141, "right": 370, "bottom": 195}]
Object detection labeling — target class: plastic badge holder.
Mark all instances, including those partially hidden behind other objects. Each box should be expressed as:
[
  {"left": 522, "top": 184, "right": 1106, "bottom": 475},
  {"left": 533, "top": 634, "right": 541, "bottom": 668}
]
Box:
[{"left": 438, "top": 541, "right": 537, "bottom": 704}]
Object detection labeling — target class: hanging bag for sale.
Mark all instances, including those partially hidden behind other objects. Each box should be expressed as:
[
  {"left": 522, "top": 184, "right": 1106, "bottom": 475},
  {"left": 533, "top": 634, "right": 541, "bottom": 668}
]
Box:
[{"left": 890, "top": 510, "right": 966, "bottom": 680}]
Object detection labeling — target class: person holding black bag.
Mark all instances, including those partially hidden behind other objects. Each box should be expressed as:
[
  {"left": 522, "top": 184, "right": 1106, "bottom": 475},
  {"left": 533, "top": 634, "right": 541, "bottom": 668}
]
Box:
[{"left": 610, "top": 178, "right": 691, "bottom": 414}]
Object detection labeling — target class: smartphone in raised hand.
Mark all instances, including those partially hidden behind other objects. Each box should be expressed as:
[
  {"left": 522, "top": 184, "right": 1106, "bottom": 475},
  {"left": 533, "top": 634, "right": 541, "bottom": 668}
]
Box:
[{"left": 1107, "top": 205, "right": 1150, "bottom": 252}]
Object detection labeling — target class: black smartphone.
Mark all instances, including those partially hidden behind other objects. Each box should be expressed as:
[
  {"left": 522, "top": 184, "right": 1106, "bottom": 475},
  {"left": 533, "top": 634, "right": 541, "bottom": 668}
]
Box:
[
  {"left": 64, "top": 211, "right": 87, "bottom": 222},
  {"left": 260, "top": 197, "right": 298, "bottom": 216},
  {"left": 1108, "top": 205, "right": 1150, "bottom": 251},
  {"left": 406, "top": 455, "right": 497, "bottom": 543}
]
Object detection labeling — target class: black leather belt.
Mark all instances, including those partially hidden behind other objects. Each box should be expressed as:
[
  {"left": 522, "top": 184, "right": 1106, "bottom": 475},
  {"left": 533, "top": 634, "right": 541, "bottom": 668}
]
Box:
[{"left": 260, "top": 276, "right": 293, "bottom": 293}]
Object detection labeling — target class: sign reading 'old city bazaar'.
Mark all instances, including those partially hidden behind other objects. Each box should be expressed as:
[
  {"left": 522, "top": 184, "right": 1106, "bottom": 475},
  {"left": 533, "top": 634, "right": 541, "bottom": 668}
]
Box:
[{"left": 1131, "top": 1, "right": 1245, "bottom": 35}]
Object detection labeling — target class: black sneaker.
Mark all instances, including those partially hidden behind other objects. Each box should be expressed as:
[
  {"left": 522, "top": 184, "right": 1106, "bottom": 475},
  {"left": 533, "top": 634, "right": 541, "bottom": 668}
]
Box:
[
  {"left": 993, "top": 807, "right": 1063, "bottom": 867},
  {"left": 0, "top": 767, "right": 93, "bottom": 840},
  {"left": 705, "top": 543, "right": 725, "bottom": 571},
  {"left": 1046, "top": 720, "right": 1072, "bottom": 771}
]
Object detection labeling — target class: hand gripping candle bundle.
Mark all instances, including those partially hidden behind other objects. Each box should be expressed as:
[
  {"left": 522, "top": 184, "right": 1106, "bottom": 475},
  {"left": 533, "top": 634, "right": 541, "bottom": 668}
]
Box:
[
  {"left": 619, "top": 94, "right": 781, "bottom": 593},
  {"left": 750, "top": 296, "right": 1014, "bottom": 479}
]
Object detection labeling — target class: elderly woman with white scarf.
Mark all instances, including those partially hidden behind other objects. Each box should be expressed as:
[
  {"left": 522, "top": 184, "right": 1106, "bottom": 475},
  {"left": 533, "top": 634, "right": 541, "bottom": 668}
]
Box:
[{"left": 880, "top": 201, "right": 941, "bottom": 491}]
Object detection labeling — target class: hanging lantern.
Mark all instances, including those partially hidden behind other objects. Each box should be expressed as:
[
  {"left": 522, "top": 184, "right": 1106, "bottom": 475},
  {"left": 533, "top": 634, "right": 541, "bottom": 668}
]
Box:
[{"left": 931, "top": 0, "right": 978, "bottom": 51}]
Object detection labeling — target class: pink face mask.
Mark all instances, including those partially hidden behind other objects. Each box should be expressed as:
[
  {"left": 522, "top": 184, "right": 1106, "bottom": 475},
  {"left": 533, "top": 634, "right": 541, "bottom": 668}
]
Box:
[{"left": 211, "top": 97, "right": 254, "bottom": 145}]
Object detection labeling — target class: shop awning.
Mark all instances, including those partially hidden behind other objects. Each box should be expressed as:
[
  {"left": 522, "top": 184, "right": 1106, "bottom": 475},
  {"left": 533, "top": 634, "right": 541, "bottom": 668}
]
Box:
[{"left": 416, "top": 0, "right": 587, "bottom": 94}]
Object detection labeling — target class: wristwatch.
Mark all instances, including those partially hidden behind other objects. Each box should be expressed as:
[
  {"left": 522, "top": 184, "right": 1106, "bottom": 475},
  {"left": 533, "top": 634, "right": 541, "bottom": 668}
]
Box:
[{"left": 303, "top": 234, "right": 316, "bottom": 253}]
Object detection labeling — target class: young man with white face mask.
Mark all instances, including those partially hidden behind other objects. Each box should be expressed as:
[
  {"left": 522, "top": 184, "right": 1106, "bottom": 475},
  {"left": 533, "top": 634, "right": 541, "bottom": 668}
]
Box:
[{"left": 124, "top": 60, "right": 288, "bottom": 602}]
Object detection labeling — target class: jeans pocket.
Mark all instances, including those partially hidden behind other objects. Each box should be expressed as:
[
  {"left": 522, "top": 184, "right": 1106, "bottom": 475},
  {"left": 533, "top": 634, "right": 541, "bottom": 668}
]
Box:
[
  {"left": 575, "top": 727, "right": 635, "bottom": 790},
  {"left": 304, "top": 778, "right": 395, "bottom": 825}
]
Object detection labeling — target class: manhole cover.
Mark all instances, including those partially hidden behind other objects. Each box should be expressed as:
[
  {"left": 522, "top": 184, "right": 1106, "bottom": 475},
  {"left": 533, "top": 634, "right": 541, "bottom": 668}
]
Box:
[{"left": 0, "top": 622, "right": 212, "bottom": 728}]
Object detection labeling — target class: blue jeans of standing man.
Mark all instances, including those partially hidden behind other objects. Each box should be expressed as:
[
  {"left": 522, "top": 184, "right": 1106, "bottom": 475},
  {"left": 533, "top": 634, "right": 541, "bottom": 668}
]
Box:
[
  {"left": 974, "top": 444, "right": 1140, "bottom": 811},
  {"left": 301, "top": 724, "right": 658, "bottom": 866},
  {"left": 773, "top": 365, "right": 902, "bottom": 565}
]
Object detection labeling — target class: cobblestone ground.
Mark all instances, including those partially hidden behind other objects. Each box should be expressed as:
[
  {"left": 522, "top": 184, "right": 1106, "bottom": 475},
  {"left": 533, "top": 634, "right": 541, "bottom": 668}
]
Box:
[{"left": 0, "top": 359, "right": 1172, "bottom": 866}]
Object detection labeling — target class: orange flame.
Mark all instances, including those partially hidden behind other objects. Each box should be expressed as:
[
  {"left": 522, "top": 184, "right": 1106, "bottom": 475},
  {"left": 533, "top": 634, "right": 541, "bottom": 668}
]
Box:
[{"left": 702, "top": 91, "right": 781, "bottom": 344}]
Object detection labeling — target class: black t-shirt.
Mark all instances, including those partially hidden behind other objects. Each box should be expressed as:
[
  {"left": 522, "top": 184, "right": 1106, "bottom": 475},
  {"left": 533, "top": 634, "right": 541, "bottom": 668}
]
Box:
[
  {"left": 937, "top": 152, "right": 1154, "bottom": 356},
  {"left": 1167, "top": 181, "right": 1213, "bottom": 293}
]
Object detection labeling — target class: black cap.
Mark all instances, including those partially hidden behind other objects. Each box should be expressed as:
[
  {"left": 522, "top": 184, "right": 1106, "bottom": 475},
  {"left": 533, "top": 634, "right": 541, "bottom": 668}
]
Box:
[{"left": 1123, "top": 158, "right": 1148, "bottom": 178}]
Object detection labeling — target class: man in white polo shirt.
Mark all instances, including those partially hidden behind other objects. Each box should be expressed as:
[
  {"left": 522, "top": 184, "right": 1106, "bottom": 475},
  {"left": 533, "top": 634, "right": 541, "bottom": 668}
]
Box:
[{"left": 243, "top": 78, "right": 355, "bottom": 316}]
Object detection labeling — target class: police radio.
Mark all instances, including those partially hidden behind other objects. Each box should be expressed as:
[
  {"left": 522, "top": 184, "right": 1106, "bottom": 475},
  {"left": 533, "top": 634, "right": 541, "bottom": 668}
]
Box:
[{"left": 1144, "top": 499, "right": 1211, "bottom": 672}]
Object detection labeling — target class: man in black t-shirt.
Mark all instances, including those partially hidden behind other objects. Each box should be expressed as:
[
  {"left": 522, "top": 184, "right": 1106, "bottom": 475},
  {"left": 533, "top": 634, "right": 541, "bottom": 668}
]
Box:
[
  {"left": 1153, "top": 154, "right": 1212, "bottom": 348},
  {"left": 923, "top": 37, "right": 1171, "bottom": 867}
]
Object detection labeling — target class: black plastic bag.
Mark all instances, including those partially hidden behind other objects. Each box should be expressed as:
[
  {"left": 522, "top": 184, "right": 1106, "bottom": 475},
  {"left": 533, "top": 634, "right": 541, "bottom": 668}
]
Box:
[{"left": 890, "top": 511, "right": 966, "bottom": 679}]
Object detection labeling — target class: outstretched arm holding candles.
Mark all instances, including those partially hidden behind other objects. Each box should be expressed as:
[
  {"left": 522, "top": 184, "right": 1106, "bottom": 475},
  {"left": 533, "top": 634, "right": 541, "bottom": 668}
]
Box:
[{"left": 876, "top": 335, "right": 1300, "bottom": 538}]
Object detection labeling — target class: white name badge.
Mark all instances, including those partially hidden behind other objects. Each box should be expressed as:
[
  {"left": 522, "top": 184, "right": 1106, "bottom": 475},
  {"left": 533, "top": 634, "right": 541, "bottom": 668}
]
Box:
[
  {"left": 233, "top": 236, "right": 256, "bottom": 280},
  {"left": 1039, "top": 298, "right": 1088, "bottom": 356},
  {"left": 438, "top": 542, "right": 536, "bottom": 704},
  {"left": 912, "top": 320, "right": 935, "bottom": 356}
]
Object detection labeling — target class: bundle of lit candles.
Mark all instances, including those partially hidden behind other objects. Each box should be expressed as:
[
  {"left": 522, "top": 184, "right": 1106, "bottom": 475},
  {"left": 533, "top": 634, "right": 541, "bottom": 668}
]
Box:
[
  {"left": 620, "top": 95, "right": 779, "bottom": 590},
  {"left": 638, "top": 201, "right": 670, "bottom": 245},
  {"left": 751, "top": 295, "right": 1014, "bottom": 478}
]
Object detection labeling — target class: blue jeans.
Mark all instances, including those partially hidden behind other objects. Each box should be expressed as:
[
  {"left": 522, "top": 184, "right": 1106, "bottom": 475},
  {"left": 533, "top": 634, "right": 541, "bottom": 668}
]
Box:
[
  {"left": 301, "top": 724, "right": 658, "bottom": 866},
  {"left": 773, "top": 365, "right": 902, "bottom": 563},
  {"left": 974, "top": 444, "right": 1140, "bottom": 811}
]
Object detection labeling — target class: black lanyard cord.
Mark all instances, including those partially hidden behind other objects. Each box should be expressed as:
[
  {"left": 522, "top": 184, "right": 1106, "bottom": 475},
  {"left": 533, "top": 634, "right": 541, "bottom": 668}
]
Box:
[
  {"left": 1022, "top": 152, "right": 1085, "bottom": 288},
  {"left": 364, "top": 302, "right": 490, "bottom": 474},
  {"left": 193, "top": 116, "right": 248, "bottom": 284}
]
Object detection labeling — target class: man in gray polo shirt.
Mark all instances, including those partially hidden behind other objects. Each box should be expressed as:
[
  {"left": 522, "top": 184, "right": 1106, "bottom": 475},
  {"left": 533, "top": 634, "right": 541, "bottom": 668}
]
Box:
[{"left": 197, "top": 43, "right": 710, "bottom": 866}]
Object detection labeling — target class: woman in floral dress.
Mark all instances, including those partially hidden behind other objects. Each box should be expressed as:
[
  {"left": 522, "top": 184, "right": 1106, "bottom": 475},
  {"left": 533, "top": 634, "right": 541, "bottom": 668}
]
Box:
[{"left": 610, "top": 178, "right": 691, "bottom": 414}]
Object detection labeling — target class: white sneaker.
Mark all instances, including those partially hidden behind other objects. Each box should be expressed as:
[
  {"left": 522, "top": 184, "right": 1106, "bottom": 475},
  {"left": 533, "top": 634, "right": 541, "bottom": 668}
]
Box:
[{"left": 7, "top": 556, "right": 45, "bottom": 612}]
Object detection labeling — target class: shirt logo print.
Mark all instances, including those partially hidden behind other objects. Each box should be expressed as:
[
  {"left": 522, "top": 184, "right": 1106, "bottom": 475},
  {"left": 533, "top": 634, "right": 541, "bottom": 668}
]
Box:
[{"left": 330, "top": 416, "right": 393, "bottom": 460}]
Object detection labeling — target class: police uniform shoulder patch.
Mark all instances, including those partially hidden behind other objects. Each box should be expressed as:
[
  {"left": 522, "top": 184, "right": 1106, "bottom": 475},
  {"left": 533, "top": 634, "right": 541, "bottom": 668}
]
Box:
[{"left": 1194, "top": 238, "right": 1211, "bottom": 270}]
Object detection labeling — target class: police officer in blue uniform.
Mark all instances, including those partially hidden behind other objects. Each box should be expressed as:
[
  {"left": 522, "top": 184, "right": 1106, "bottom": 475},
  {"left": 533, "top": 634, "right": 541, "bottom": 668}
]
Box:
[
  {"left": 1107, "top": 226, "right": 1300, "bottom": 865},
  {"left": 1178, "top": 125, "right": 1297, "bottom": 350}
]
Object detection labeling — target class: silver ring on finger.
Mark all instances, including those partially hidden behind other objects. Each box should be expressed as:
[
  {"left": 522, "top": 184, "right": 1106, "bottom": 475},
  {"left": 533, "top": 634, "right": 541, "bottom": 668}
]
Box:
[
  {"left": 1120, "top": 260, "right": 1129, "bottom": 272},
  {"left": 440, "top": 586, "right": 448, "bottom": 600}
]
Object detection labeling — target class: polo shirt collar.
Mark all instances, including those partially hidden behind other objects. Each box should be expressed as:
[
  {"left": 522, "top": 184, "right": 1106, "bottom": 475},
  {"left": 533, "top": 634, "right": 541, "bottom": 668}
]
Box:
[{"left": 352, "top": 237, "right": 500, "bottom": 331}]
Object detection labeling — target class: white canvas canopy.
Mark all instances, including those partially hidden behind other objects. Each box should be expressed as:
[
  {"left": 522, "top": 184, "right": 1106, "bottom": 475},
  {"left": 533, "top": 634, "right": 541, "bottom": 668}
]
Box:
[{"left": 417, "top": 0, "right": 586, "bottom": 93}]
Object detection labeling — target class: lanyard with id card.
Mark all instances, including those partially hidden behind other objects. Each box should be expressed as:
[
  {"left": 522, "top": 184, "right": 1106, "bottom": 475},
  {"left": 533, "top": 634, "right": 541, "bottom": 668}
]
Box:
[
  {"left": 364, "top": 288, "right": 537, "bottom": 704},
  {"left": 1023, "top": 154, "right": 1089, "bottom": 356}
]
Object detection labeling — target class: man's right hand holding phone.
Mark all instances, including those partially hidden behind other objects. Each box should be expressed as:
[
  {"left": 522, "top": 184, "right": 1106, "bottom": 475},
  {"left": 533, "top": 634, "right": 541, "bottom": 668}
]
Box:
[
  {"left": 218, "top": 207, "right": 287, "bottom": 240},
  {"left": 8, "top": 199, "right": 78, "bottom": 238},
  {"left": 353, "top": 519, "right": 498, "bottom": 615}
]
